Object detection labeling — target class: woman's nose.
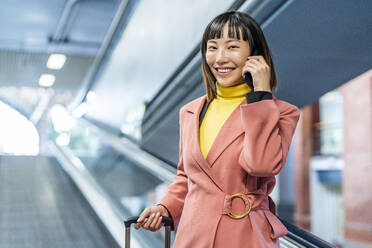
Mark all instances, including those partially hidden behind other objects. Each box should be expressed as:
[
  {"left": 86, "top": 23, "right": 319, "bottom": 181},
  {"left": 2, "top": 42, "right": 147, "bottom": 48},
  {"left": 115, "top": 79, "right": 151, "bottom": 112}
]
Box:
[{"left": 215, "top": 49, "right": 229, "bottom": 64}]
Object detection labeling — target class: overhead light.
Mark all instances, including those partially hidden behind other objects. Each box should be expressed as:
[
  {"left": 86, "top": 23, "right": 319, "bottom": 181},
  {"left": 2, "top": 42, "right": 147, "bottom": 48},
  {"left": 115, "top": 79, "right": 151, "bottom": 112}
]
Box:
[
  {"left": 47, "top": 54, "right": 66, "bottom": 70},
  {"left": 39, "top": 74, "right": 55, "bottom": 87}
]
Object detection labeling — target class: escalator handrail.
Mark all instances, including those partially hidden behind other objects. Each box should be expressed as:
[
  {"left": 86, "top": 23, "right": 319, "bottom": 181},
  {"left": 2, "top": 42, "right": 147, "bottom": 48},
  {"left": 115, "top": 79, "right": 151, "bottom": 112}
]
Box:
[{"left": 279, "top": 217, "right": 337, "bottom": 248}]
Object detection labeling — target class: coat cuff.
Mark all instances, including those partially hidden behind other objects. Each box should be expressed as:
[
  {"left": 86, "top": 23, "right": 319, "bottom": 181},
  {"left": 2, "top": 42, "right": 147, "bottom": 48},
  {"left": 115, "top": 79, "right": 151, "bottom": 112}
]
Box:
[
  {"left": 246, "top": 91, "right": 273, "bottom": 103},
  {"left": 156, "top": 204, "right": 174, "bottom": 230},
  {"left": 158, "top": 197, "right": 183, "bottom": 230}
]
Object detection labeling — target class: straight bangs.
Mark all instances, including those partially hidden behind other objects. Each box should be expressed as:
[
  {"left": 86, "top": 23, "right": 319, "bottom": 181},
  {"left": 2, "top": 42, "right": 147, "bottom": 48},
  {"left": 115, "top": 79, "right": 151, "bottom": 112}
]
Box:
[{"left": 203, "top": 15, "right": 254, "bottom": 48}]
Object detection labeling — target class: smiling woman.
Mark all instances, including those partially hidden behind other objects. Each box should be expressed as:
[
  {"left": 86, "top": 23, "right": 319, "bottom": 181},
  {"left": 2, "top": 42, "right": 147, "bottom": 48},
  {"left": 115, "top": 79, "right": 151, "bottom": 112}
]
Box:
[{"left": 135, "top": 11, "right": 300, "bottom": 248}]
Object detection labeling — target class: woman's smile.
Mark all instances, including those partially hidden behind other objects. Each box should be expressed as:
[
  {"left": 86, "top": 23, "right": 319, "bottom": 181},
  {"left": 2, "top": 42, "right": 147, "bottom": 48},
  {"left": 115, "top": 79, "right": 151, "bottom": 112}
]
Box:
[{"left": 215, "top": 67, "right": 235, "bottom": 76}]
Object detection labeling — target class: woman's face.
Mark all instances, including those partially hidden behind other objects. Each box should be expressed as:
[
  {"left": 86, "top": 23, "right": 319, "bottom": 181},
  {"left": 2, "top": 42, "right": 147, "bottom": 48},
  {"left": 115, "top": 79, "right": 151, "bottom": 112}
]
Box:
[{"left": 206, "top": 23, "right": 251, "bottom": 87}]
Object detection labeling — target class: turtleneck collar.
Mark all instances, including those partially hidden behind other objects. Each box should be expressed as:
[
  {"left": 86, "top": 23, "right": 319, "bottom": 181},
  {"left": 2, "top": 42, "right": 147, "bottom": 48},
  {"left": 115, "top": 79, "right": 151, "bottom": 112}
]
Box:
[{"left": 216, "top": 82, "right": 252, "bottom": 100}]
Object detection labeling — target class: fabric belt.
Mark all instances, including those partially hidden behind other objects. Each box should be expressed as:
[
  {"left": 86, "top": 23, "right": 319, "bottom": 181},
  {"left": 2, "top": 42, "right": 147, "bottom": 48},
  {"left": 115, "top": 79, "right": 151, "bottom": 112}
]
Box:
[
  {"left": 222, "top": 192, "right": 270, "bottom": 219},
  {"left": 220, "top": 192, "right": 288, "bottom": 239}
]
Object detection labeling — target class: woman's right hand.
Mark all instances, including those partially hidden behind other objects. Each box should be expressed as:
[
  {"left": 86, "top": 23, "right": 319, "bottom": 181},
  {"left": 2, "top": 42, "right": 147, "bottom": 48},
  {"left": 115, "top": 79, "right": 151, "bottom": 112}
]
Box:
[{"left": 134, "top": 205, "right": 169, "bottom": 232}]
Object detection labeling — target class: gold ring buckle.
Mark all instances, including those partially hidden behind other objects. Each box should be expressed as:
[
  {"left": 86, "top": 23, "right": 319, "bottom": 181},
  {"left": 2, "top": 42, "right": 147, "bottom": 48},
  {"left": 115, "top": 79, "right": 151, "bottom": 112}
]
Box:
[{"left": 227, "top": 193, "right": 253, "bottom": 219}]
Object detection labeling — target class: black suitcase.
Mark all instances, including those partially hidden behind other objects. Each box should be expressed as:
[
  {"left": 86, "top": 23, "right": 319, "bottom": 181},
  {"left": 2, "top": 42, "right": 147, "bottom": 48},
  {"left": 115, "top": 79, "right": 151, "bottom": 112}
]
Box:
[{"left": 124, "top": 215, "right": 173, "bottom": 248}]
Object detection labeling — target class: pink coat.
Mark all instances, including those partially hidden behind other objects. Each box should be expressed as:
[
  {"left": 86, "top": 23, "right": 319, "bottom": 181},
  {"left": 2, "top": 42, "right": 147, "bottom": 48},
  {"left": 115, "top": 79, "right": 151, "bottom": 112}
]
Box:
[{"left": 159, "top": 94, "right": 301, "bottom": 248}]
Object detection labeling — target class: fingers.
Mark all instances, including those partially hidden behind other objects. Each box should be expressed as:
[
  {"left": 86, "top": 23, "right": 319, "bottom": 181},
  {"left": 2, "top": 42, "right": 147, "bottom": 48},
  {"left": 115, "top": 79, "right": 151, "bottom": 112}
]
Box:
[
  {"left": 143, "top": 212, "right": 162, "bottom": 231},
  {"left": 242, "top": 64, "right": 256, "bottom": 77},
  {"left": 248, "top": 55, "right": 268, "bottom": 65},
  {"left": 243, "top": 59, "right": 259, "bottom": 76},
  {"left": 154, "top": 214, "right": 163, "bottom": 230},
  {"left": 150, "top": 212, "right": 162, "bottom": 231},
  {"left": 134, "top": 206, "right": 165, "bottom": 231},
  {"left": 135, "top": 207, "right": 151, "bottom": 229},
  {"left": 137, "top": 208, "right": 150, "bottom": 223},
  {"left": 134, "top": 218, "right": 144, "bottom": 229},
  {"left": 246, "top": 58, "right": 265, "bottom": 68},
  {"left": 243, "top": 58, "right": 270, "bottom": 76},
  {"left": 143, "top": 212, "right": 155, "bottom": 229},
  {"left": 247, "top": 56, "right": 269, "bottom": 68}
]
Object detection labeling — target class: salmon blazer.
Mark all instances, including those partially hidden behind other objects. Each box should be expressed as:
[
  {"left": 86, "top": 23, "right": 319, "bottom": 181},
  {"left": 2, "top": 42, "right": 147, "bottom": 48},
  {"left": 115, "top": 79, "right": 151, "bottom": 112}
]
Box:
[{"left": 159, "top": 94, "right": 301, "bottom": 248}]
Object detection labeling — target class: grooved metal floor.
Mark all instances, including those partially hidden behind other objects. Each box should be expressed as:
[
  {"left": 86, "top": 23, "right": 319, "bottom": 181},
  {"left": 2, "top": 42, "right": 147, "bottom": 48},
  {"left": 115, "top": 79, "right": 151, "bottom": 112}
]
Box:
[{"left": 0, "top": 155, "right": 119, "bottom": 248}]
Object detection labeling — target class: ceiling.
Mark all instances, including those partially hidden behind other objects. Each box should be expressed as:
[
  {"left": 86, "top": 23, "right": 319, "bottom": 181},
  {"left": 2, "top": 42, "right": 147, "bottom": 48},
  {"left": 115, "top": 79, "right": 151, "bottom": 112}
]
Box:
[
  {"left": 0, "top": 0, "right": 120, "bottom": 90},
  {"left": 0, "top": 50, "right": 94, "bottom": 89}
]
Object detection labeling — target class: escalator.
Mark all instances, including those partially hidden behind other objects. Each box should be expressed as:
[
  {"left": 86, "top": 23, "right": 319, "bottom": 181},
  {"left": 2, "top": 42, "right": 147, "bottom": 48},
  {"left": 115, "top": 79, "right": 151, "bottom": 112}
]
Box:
[{"left": 0, "top": 155, "right": 119, "bottom": 248}]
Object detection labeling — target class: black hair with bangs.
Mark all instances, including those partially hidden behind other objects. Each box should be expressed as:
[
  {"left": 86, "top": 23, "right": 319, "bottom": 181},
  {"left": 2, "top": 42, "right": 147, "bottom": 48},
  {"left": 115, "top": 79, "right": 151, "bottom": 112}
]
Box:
[{"left": 201, "top": 11, "right": 278, "bottom": 101}]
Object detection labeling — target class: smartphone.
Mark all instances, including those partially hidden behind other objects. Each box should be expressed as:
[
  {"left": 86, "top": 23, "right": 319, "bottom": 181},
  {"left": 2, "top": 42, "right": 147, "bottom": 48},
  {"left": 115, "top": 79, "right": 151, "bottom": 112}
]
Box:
[{"left": 243, "top": 49, "right": 263, "bottom": 90}]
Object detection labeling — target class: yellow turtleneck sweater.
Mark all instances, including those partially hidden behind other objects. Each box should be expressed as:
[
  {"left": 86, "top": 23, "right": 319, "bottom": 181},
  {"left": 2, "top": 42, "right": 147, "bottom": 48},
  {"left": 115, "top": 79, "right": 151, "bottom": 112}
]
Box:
[{"left": 199, "top": 82, "right": 252, "bottom": 158}]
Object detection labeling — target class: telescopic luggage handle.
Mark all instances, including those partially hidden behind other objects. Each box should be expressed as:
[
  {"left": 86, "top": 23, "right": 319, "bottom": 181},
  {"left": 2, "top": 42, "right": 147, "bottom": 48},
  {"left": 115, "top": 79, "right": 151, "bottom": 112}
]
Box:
[{"left": 124, "top": 215, "right": 173, "bottom": 248}]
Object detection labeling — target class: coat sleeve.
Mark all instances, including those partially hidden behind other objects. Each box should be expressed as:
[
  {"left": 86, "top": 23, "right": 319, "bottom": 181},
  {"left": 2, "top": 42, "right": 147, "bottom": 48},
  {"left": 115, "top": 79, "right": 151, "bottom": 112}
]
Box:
[
  {"left": 238, "top": 98, "right": 301, "bottom": 177},
  {"left": 158, "top": 109, "right": 188, "bottom": 221}
]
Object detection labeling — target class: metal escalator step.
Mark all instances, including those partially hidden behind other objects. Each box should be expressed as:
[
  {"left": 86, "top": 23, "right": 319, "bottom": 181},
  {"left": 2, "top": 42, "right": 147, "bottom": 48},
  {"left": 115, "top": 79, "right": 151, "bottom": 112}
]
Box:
[{"left": 0, "top": 155, "right": 119, "bottom": 248}]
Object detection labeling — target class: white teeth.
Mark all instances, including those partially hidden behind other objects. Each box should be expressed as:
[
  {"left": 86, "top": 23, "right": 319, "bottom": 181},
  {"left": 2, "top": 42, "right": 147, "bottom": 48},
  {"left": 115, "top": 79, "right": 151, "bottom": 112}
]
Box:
[{"left": 217, "top": 68, "right": 233, "bottom": 73}]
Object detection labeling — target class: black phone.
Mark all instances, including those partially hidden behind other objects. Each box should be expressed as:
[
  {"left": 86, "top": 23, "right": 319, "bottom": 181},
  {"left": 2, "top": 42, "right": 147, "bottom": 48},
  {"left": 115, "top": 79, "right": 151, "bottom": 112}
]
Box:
[{"left": 243, "top": 49, "right": 263, "bottom": 90}]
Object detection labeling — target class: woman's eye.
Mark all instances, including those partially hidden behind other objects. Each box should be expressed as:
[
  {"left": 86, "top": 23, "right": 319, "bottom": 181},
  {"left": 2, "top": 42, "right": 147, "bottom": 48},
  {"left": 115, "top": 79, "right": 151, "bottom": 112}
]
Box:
[
  {"left": 207, "top": 46, "right": 217, "bottom": 50},
  {"left": 228, "top": 45, "right": 239, "bottom": 49}
]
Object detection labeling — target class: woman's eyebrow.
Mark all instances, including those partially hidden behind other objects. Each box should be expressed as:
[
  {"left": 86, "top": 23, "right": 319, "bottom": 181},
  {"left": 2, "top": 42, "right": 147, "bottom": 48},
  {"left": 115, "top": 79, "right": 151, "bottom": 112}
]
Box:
[
  {"left": 207, "top": 39, "right": 241, "bottom": 44},
  {"left": 226, "top": 39, "right": 241, "bottom": 43}
]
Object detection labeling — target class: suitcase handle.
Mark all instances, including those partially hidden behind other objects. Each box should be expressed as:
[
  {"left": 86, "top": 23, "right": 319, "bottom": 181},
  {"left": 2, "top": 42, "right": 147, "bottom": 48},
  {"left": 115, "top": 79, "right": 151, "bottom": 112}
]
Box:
[
  {"left": 124, "top": 215, "right": 173, "bottom": 228},
  {"left": 124, "top": 215, "right": 173, "bottom": 248}
]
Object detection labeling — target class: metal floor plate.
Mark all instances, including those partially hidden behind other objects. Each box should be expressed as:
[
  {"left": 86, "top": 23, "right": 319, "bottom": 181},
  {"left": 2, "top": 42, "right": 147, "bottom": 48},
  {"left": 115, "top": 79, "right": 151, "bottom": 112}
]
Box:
[{"left": 0, "top": 155, "right": 119, "bottom": 248}]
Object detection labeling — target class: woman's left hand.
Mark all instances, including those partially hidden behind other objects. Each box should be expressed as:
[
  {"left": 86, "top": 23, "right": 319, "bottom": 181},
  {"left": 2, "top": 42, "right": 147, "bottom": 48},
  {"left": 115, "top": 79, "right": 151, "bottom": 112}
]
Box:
[{"left": 242, "top": 55, "right": 271, "bottom": 92}]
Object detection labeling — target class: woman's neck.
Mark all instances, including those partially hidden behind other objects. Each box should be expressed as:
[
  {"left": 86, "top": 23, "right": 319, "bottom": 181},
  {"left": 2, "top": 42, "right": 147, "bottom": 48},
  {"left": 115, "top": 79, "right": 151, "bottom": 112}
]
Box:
[{"left": 216, "top": 82, "right": 252, "bottom": 100}]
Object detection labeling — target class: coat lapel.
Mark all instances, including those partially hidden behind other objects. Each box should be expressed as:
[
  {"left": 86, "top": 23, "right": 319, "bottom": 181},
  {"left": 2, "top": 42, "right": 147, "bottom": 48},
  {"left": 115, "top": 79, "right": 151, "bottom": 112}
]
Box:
[
  {"left": 183, "top": 95, "right": 225, "bottom": 192},
  {"left": 206, "top": 100, "right": 245, "bottom": 166},
  {"left": 206, "top": 95, "right": 278, "bottom": 166},
  {"left": 182, "top": 94, "right": 278, "bottom": 193}
]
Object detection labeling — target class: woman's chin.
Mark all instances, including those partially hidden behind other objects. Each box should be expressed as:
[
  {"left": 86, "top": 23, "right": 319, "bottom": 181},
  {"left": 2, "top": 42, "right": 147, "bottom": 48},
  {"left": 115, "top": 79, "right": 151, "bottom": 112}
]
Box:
[{"left": 217, "top": 80, "right": 244, "bottom": 87}]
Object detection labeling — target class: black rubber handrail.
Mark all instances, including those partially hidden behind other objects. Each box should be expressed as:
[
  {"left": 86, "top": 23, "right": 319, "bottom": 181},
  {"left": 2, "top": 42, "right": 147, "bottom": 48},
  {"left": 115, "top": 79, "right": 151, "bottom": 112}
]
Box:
[{"left": 279, "top": 217, "right": 337, "bottom": 248}]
